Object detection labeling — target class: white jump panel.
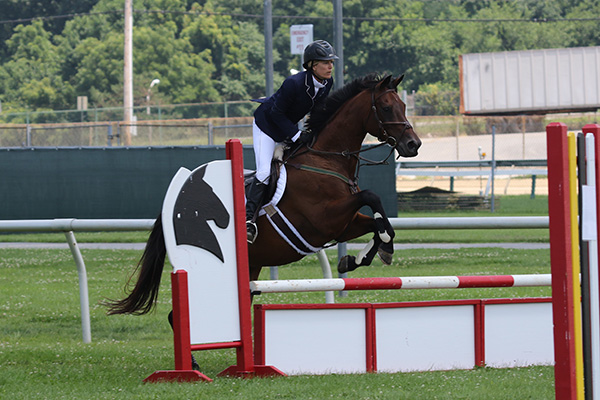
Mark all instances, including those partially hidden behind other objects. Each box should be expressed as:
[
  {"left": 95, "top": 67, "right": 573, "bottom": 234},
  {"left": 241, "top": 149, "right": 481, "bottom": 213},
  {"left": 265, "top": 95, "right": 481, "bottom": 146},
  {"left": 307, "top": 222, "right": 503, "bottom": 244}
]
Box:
[
  {"left": 256, "top": 298, "right": 554, "bottom": 375},
  {"left": 375, "top": 305, "right": 476, "bottom": 372},
  {"left": 162, "top": 161, "right": 240, "bottom": 345},
  {"left": 263, "top": 308, "right": 368, "bottom": 375},
  {"left": 484, "top": 302, "right": 554, "bottom": 367}
]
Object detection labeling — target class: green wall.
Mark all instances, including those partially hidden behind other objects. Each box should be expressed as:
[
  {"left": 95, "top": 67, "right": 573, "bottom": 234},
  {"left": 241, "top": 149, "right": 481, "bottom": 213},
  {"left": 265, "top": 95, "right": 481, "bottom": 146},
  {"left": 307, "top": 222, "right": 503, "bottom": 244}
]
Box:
[{"left": 0, "top": 145, "right": 396, "bottom": 220}]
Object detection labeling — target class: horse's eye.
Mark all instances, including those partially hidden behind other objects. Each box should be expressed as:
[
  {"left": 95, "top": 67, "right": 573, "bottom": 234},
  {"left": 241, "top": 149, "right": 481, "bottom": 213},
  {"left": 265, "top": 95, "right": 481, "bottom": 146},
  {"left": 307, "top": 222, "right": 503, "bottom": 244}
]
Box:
[{"left": 382, "top": 106, "right": 391, "bottom": 113}]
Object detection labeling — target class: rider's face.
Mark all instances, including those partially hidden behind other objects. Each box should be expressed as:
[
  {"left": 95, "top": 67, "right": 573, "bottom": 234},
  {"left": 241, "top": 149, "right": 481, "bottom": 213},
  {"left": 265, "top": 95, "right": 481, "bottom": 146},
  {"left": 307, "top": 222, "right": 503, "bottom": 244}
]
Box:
[{"left": 312, "top": 60, "right": 334, "bottom": 81}]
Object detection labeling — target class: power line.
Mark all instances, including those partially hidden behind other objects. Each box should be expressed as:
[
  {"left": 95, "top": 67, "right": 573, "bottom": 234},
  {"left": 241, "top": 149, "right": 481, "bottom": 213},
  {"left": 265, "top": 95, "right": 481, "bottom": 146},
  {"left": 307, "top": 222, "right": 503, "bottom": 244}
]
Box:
[
  {"left": 0, "top": 11, "right": 120, "bottom": 26},
  {"left": 0, "top": 8, "right": 598, "bottom": 26}
]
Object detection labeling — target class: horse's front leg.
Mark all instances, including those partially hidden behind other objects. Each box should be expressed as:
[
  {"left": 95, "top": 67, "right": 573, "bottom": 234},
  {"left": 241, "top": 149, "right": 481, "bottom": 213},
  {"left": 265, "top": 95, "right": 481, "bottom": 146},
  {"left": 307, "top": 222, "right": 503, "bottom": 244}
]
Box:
[
  {"left": 334, "top": 190, "right": 395, "bottom": 273},
  {"left": 349, "top": 189, "right": 394, "bottom": 244}
]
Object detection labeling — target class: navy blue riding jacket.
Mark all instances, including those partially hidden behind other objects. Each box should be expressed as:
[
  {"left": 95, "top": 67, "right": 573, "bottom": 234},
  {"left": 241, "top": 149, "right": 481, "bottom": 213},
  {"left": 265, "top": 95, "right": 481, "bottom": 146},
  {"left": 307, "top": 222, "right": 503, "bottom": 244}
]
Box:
[{"left": 253, "top": 71, "right": 333, "bottom": 142}]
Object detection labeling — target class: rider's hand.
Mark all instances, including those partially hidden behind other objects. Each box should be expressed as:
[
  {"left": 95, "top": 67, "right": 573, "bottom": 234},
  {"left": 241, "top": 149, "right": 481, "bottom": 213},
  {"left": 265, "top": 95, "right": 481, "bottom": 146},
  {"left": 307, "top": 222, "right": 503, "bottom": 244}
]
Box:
[{"left": 296, "top": 131, "right": 312, "bottom": 145}]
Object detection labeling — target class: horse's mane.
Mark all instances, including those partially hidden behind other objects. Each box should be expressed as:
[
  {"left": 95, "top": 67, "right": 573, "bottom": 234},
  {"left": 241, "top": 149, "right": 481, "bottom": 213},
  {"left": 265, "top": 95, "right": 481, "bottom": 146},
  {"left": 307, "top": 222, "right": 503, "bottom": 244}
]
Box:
[{"left": 306, "top": 73, "right": 382, "bottom": 135}]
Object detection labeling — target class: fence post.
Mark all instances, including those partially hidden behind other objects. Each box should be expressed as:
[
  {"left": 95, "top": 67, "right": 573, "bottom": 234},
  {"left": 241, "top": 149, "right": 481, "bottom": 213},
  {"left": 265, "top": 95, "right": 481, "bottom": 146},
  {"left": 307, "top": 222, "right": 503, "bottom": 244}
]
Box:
[
  {"left": 208, "top": 121, "right": 213, "bottom": 145},
  {"left": 107, "top": 125, "right": 114, "bottom": 146},
  {"left": 26, "top": 124, "right": 32, "bottom": 147}
]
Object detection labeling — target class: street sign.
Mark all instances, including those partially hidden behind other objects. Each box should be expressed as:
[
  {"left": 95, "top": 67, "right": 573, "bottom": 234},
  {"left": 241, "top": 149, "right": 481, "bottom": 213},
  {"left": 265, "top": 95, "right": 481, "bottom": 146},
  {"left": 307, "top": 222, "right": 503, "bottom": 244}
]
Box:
[{"left": 290, "top": 24, "right": 313, "bottom": 55}]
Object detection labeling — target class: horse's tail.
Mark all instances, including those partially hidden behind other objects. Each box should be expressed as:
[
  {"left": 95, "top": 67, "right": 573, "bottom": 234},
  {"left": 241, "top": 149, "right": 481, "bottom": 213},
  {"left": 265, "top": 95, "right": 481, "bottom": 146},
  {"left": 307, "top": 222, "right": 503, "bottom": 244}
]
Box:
[{"left": 105, "top": 215, "right": 167, "bottom": 315}]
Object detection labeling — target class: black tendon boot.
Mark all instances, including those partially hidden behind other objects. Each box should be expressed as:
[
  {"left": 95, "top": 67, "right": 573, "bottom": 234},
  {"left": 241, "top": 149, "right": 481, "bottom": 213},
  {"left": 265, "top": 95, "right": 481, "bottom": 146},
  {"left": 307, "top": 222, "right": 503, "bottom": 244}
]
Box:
[{"left": 245, "top": 177, "right": 268, "bottom": 244}]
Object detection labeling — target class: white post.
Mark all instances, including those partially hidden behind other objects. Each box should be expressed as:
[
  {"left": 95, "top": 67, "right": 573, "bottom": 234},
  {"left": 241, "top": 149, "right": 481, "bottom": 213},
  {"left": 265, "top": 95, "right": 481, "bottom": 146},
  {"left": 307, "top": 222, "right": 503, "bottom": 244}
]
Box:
[
  {"left": 316, "top": 250, "right": 335, "bottom": 303},
  {"left": 585, "top": 133, "right": 600, "bottom": 397},
  {"left": 64, "top": 231, "right": 91, "bottom": 344},
  {"left": 123, "top": 0, "right": 133, "bottom": 145}
]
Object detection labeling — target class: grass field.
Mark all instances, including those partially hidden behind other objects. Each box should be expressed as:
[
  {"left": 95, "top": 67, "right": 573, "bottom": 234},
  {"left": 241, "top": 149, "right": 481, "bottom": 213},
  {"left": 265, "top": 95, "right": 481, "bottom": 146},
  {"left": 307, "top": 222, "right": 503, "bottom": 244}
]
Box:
[{"left": 0, "top": 195, "right": 556, "bottom": 399}]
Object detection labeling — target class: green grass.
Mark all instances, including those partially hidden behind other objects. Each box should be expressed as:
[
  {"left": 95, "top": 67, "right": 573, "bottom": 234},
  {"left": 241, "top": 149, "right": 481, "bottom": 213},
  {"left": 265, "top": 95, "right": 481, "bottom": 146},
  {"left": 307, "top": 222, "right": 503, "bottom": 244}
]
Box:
[
  {"left": 0, "top": 194, "right": 555, "bottom": 398},
  {"left": 0, "top": 246, "right": 554, "bottom": 399}
]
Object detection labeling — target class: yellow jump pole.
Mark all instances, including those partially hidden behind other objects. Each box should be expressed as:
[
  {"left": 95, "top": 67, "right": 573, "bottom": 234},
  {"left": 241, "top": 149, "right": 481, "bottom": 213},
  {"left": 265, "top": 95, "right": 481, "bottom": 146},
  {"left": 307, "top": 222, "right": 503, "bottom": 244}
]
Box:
[{"left": 568, "top": 131, "right": 585, "bottom": 399}]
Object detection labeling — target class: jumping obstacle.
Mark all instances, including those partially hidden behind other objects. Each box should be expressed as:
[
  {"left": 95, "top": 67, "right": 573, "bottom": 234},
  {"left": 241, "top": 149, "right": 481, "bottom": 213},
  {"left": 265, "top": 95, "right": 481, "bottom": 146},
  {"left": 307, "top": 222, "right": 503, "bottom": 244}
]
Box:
[
  {"left": 253, "top": 298, "right": 553, "bottom": 375},
  {"left": 547, "top": 123, "right": 600, "bottom": 400},
  {"left": 144, "top": 139, "right": 284, "bottom": 382},
  {"left": 250, "top": 274, "right": 551, "bottom": 293},
  {"left": 146, "top": 127, "right": 598, "bottom": 397}
]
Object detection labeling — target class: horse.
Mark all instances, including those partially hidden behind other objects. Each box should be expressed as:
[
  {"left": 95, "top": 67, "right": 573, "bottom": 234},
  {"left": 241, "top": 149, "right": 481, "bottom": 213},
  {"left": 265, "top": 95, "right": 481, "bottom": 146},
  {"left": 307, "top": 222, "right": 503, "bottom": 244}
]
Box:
[{"left": 105, "top": 73, "right": 421, "bottom": 318}]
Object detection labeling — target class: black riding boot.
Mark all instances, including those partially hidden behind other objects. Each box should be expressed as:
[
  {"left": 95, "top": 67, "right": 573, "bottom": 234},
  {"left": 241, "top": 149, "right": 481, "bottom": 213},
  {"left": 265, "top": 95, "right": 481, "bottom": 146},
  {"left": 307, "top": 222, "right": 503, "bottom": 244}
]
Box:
[{"left": 245, "top": 177, "right": 267, "bottom": 244}]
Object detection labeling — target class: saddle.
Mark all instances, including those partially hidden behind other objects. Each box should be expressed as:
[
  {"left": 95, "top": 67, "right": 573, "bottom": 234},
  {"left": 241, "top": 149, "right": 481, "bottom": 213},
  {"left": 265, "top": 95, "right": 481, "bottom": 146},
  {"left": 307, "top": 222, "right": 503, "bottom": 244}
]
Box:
[
  {"left": 243, "top": 143, "right": 322, "bottom": 255},
  {"left": 243, "top": 144, "right": 285, "bottom": 208}
]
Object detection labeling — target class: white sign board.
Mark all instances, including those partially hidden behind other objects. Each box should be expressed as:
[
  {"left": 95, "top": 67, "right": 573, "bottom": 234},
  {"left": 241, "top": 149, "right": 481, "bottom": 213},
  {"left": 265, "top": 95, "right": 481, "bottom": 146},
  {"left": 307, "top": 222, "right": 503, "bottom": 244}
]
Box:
[
  {"left": 460, "top": 46, "right": 600, "bottom": 114},
  {"left": 162, "top": 161, "right": 240, "bottom": 344},
  {"left": 290, "top": 24, "right": 313, "bottom": 55}
]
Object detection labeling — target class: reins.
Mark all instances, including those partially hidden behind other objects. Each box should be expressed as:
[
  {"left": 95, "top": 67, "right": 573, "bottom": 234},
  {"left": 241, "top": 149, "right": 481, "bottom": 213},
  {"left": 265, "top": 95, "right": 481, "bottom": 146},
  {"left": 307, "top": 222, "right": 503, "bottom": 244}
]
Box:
[{"left": 283, "top": 85, "right": 411, "bottom": 187}]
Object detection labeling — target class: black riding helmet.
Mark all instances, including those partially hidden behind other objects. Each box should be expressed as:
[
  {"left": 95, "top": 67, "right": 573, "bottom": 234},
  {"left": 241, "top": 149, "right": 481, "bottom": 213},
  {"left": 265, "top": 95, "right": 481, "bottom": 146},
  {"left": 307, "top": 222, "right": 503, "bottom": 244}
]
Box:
[{"left": 302, "top": 40, "right": 339, "bottom": 69}]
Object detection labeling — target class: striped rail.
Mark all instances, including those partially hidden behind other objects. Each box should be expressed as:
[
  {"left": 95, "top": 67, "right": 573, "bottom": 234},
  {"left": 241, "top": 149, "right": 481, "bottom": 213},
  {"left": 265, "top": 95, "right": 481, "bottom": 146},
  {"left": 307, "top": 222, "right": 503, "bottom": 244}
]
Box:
[{"left": 250, "top": 274, "right": 552, "bottom": 294}]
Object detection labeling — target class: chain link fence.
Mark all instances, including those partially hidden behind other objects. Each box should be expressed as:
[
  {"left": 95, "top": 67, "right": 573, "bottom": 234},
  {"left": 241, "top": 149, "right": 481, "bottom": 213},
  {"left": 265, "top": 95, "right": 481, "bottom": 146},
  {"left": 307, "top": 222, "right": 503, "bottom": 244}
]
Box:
[
  {"left": 0, "top": 118, "right": 254, "bottom": 148},
  {"left": 2, "top": 105, "right": 598, "bottom": 198},
  {"left": 2, "top": 111, "right": 598, "bottom": 150}
]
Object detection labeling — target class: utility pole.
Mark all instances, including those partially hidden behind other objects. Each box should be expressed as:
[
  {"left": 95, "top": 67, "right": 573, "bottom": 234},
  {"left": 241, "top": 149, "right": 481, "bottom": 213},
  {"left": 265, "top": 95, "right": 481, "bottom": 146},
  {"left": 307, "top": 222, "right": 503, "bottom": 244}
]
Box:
[
  {"left": 264, "top": 0, "right": 274, "bottom": 97},
  {"left": 333, "top": 0, "right": 344, "bottom": 87},
  {"left": 123, "top": 0, "right": 133, "bottom": 145}
]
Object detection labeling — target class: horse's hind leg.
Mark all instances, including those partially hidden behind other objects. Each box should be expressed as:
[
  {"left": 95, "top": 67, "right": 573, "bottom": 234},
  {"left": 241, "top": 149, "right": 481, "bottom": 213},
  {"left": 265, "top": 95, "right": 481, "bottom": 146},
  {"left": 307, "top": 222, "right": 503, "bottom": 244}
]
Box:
[{"left": 167, "top": 310, "right": 200, "bottom": 371}]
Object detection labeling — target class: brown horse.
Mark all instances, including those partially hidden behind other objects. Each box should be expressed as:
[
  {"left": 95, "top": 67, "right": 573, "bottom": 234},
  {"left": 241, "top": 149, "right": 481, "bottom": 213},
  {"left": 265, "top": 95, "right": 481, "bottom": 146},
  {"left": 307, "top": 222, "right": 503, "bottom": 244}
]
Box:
[{"left": 105, "top": 73, "right": 420, "bottom": 316}]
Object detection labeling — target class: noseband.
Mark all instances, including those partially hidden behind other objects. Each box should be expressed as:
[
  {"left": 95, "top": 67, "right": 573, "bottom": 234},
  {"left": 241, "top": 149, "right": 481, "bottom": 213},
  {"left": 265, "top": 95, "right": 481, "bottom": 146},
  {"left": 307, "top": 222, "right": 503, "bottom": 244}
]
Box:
[{"left": 371, "top": 88, "right": 412, "bottom": 146}]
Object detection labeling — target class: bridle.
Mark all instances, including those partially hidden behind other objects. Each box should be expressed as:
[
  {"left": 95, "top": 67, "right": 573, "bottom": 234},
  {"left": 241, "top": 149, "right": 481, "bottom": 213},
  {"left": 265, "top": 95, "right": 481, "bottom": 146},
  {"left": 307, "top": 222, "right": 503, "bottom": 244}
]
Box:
[
  {"left": 370, "top": 88, "right": 412, "bottom": 147},
  {"left": 287, "top": 84, "right": 415, "bottom": 184}
]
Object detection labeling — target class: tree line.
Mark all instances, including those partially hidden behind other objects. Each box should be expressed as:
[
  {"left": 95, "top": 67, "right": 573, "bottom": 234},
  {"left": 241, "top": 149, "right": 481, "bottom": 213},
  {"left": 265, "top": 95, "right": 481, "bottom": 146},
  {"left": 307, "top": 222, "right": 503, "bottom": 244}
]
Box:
[{"left": 0, "top": 0, "right": 599, "bottom": 122}]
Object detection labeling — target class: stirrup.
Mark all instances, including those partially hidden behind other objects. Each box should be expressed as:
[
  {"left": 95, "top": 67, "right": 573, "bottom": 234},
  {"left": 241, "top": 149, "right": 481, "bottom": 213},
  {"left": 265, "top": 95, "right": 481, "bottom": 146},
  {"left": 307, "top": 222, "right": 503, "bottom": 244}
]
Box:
[{"left": 246, "top": 221, "right": 258, "bottom": 244}]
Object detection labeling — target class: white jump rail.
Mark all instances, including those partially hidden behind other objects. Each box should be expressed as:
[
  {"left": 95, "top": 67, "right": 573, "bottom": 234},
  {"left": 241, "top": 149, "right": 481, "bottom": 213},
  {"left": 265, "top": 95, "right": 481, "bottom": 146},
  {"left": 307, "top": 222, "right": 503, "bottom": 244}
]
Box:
[
  {"left": 0, "top": 216, "right": 549, "bottom": 343},
  {"left": 250, "top": 274, "right": 552, "bottom": 294}
]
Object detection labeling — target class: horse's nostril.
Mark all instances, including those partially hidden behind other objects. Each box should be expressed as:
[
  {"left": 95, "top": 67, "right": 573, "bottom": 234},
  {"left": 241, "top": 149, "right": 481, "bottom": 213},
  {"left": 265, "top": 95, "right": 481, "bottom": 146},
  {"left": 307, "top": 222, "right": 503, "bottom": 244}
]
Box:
[{"left": 407, "top": 138, "right": 422, "bottom": 152}]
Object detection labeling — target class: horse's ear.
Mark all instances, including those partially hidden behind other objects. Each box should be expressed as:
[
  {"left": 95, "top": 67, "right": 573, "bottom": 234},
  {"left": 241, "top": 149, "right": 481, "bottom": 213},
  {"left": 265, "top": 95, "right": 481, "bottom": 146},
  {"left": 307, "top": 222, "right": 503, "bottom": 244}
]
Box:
[
  {"left": 378, "top": 75, "right": 393, "bottom": 89},
  {"left": 391, "top": 74, "right": 405, "bottom": 88}
]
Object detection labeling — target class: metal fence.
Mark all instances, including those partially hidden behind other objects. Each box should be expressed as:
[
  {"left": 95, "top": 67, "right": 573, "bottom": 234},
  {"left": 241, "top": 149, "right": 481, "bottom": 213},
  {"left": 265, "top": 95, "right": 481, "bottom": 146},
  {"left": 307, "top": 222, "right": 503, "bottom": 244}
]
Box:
[
  {"left": 0, "top": 215, "right": 549, "bottom": 343},
  {"left": 2, "top": 112, "right": 598, "bottom": 151},
  {"left": 0, "top": 119, "right": 254, "bottom": 147},
  {"left": 1, "top": 110, "right": 597, "bottom": 198}
]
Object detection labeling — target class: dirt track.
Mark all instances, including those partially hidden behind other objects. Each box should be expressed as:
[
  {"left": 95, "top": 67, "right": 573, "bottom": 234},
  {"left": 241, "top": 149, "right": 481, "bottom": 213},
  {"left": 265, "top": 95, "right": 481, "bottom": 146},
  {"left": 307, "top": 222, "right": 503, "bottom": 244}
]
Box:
[{"left": 397, "top": 175, "right": 548, "bottom": 196}]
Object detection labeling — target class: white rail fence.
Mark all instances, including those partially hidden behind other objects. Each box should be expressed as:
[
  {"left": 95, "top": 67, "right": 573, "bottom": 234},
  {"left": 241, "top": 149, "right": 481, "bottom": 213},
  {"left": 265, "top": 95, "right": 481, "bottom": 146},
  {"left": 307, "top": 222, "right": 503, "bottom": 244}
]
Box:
[{"left": 0, "top": 216, "right": 549, "bottom": 343}]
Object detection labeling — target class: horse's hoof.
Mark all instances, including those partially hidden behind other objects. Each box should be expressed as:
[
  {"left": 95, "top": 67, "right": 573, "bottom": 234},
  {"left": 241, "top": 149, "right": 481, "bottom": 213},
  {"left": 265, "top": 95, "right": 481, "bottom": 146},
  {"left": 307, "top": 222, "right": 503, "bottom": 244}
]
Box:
[
  {"left": 338, "top": 255, "right": 358, "bottom": 274},
  {"left": 191, "top": 354, "right": 200, "bottom": 371},
  {"left": 377, "top": 249, "right": 393, "bottom": 265},
  {"left": 377, "top": 241, "right": 394, "bottom": 265}
]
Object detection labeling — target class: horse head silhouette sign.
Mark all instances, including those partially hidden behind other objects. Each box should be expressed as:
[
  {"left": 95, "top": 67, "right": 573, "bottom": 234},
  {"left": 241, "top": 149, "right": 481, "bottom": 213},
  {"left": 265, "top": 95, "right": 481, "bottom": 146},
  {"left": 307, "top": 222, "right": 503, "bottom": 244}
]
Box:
[{"left": 161, "top": 160, "right": 241, "bottom": 345}]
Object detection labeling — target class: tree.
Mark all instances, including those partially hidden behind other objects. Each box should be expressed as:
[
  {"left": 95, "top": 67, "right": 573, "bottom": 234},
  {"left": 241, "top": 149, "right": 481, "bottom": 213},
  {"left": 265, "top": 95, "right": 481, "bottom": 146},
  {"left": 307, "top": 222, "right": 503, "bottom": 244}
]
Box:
[{"left": 0, "top": 20, "right": 74, "bottom": 111}]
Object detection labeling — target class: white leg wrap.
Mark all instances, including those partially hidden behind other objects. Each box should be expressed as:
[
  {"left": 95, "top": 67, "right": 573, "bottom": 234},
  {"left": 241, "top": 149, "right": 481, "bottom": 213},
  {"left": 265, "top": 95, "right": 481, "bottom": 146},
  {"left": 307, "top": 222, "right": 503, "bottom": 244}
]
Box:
[
  {"left": 356, "top": 239, "right": 374, "bottom": 265},
  {"left": 373, "top": 212, "right": 392, "bottom": 243}
]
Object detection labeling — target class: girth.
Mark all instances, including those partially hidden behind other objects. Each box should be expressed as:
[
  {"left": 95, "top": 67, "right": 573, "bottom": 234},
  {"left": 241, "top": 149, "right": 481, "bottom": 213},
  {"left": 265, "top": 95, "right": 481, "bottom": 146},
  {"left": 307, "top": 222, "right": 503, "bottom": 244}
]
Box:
[
  {"left": 263, "top": 204, "right": 323, "bottom": 255},
  {"left": 287, "top": 163, "right": 359, "bottom": 194}
]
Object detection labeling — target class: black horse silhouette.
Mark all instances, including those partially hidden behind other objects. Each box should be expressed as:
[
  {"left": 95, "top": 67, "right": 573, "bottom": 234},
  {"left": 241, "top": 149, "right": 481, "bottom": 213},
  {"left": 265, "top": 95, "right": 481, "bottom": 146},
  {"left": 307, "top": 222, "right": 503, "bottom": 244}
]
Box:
[{"left": 172, "top": 165, "right": 230, "bottom": 262}]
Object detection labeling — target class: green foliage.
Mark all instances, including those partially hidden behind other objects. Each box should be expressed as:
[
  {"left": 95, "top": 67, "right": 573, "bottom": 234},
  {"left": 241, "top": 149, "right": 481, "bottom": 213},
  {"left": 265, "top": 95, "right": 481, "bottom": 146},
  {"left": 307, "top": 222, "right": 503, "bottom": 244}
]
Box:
[
  {"left": 0, "top": 0, "right": 598, "bottom": 117},
  {"left": 414, "top": 82, "right": 459, "bottom": 116}
]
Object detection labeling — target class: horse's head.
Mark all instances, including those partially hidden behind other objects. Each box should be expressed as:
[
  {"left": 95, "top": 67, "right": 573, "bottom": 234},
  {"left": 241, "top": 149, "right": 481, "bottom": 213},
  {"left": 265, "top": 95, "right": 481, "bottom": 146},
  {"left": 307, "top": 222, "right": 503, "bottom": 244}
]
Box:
[{"left": 366, "top": 75, "right": 421, "bottom": 158}]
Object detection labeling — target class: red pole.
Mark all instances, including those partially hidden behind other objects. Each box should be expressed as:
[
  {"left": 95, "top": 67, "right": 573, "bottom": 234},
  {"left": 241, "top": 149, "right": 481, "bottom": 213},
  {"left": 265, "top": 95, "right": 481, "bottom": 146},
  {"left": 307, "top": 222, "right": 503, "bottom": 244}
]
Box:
[
  {"left": 144, "top": 270, "right": 212, "bottom": 382},
  {"left": 219, "top": 139, "right": 285, "bottom": 378},
  {"left": 546, "top": 122, "right": 577, "bottom": 400}
]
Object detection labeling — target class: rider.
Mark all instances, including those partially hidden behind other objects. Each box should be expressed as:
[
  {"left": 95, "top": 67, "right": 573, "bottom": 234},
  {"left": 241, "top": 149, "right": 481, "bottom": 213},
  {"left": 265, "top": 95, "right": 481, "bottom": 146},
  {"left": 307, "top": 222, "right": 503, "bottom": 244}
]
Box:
[{"left": 246, "top": 40, "right": 339, "bottom": 243}]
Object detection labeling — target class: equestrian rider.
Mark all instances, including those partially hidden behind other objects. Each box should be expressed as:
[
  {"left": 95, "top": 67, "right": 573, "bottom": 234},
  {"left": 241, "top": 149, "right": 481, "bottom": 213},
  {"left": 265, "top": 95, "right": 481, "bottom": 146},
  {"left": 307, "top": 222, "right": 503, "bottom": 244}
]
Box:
[{"left": 246, "top": 40, "right": 338, "bottom": 243}]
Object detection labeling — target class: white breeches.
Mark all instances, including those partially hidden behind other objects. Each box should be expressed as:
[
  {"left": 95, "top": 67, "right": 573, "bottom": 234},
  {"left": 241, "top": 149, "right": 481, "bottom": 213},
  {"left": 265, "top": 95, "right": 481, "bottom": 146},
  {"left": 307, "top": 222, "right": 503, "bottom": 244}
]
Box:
[{"left": 252, "top": 120, "right": 276, "bottom": 183}]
